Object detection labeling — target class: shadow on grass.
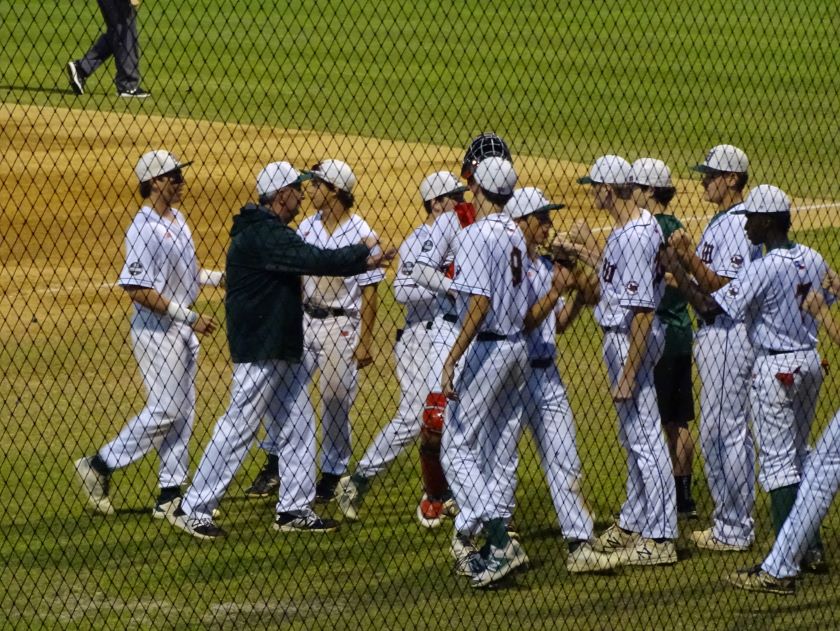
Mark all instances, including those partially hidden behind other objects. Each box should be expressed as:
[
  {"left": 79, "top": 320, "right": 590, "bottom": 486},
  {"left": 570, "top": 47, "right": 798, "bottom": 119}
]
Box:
[{"left": 0, "top": 83, "right": 76, "bottom": 96}]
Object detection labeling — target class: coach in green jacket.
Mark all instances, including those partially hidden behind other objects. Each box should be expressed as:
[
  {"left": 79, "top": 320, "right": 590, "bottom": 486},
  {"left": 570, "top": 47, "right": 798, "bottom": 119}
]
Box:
[{"left": 171, "top": 161, "right": 393, "bottom": 540}]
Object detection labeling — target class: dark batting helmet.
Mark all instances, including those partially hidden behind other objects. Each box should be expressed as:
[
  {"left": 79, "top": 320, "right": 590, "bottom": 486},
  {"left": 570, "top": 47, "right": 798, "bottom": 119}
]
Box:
[{"left": 461, "top": 133, "right": 512, "bottom": 179}]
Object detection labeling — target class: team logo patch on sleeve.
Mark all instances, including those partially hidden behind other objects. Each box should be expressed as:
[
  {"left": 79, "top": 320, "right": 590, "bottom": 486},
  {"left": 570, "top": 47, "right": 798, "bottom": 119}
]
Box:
[
  {"left": 728, "top": 285, "right": 740, "bottom": 297},
  {"left": 730, "top": 254, "right": 744, "bottom": 268},
  {"left": 401, "top": 261, "right": 414, "bottom": 275},
  {"left": 421, "top": 240, "right": 433, "bottom": 253},
  {"left": 128, "top": 261, "right": 144, "bottom": 276},
  {"left": 625, "top": 281, "right": 639, "bottom": 295}
]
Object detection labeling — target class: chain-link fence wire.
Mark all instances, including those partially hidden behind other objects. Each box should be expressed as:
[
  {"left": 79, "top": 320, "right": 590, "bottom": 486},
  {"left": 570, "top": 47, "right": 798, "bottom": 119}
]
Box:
[{"left": 3, "top": 0, "right": 840, "bottom": 628}]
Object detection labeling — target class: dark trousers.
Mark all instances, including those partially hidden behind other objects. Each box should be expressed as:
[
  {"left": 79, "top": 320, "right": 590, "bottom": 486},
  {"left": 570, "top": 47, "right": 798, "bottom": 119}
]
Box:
[{"left": 77, "top": 0, "right": 140, "bottom": 91}]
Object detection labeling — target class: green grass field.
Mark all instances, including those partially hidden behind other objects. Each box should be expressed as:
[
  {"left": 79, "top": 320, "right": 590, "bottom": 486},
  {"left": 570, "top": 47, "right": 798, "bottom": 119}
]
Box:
[{"left": 3, "top": 1, "right": 840, "bottom": 628}]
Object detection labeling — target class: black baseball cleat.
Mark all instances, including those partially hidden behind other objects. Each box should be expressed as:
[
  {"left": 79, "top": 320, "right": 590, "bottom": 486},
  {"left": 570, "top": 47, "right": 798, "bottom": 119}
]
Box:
[
  {"left": 801, "top": 548, "right": 830, "bottom": 574},
  {"left": 314, "top": 473, "right": 341, "bottom": 503},
  {"left": 66, "top": 61, "right": 84, "bottom": 95},
  {"left": 118, "top": 86, "right": 151, "bottom": 98},
  {"left": 244, "top": 465, "right": 281, "bottom": 498},
  {"left": 274, "top": 508, "right": 339, "bottom": 533}
]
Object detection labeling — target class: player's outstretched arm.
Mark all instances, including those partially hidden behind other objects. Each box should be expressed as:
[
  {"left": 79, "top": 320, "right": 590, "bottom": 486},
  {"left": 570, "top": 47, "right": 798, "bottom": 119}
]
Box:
[
  {"left": 524, "top": 265, "right": 573, "bottom": 332},
  {"left": 354, "top": 284, "right": 379, "bottom": 369},
  {"left": 556, "top": 292, "right": 585, "bottom": 334},
  {"left": 669, "top": 229, "right": 730, "bottom": 293},
  {"left": 660, "top": 245, "right": 719, "bottom": 317},
  {"left": 198, "top": 268, "right": 225, "bottom": 288}
]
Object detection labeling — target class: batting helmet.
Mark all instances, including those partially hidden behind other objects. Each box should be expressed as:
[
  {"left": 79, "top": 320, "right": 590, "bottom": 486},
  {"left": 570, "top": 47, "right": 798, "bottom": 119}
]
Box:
[{"left": 461, "top": 133, "right": 512, "bottom": 179}]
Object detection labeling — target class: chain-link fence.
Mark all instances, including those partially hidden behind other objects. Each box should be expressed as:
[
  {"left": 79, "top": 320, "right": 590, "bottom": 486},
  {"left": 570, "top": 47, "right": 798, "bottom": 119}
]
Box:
[{"left": 3, "top": 1, "right": 840, "bottom": 628}]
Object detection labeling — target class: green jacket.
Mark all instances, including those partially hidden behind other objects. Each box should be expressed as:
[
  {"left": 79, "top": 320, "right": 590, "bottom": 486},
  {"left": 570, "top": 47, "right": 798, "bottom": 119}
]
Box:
[{"left": 225, "top": 204, "right": 370, "bottom": 363}]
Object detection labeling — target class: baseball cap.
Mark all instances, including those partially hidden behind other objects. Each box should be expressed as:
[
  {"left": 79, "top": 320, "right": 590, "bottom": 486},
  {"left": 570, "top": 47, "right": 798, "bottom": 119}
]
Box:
[
  {"left": 256, "top": 161, "right": 312, "bottom": 196},
  {"left": 308, "top": 159, "right": 357, "bottom": 193},
  {"left": 504, "top": 187, "right": 564, "bottom": 219},
  {"left": 577, "top": 155, "right": 632, "bottom": 185},
  {"left": 419, "top": 171, "right": 468, "bottom": 202},
  {"left": 462, "top": 132, "right": 512, "bottom": 178},
  {"left": 630, "top": 158, "right": 673, "bottom": 188},
  {"left": 135, "top": 150, "right": 192, "bottom": 182},
  {"left": 734, "top": 184, "right": 791, "bottom": 215},
  {"left": 474, "top": 157, "right": 517, "bottom": 195},
  {"left": 691, "top": 144, "right": 749, "bottom": 174}
]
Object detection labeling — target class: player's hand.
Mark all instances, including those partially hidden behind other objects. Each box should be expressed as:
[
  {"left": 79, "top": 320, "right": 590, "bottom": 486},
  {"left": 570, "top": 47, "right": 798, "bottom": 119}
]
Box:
[
  {"left": 668, "top": 230, "right": 694, "bottom": 260},
  {"left": 664, "top": 272, "right": 678, "bottom": 288},
  {"left": 551, "top": 238, "right": 581, "bottom": 264},
  {"left": 802, "top": 289, "right": 828, "bottom": 318},
  {"left": 551, "top": 265, "right": 575, "bottom": 293},
  {"left": 822, "top": 268, "right": 840, "bottom": 296},
  {"left": 192, "top": 314, "right": 218, "bottom": 335},
  {"left": 354, "top": 344, "right": 373, "bottom": 369},
  {"left": 611, "top": 372, "right": 635, "bottom": 401},
  {"left": 442, "top": 360, "right": 458, "bottom": 401},
  {"left": 362, "top": 234, "right": 380, "bottom": 250},
  {"left": 366, "top": 248, "right": 397, "bottom": 270},
  {"left": 659, "top": 244, "right": 680, "bottom": 271}
]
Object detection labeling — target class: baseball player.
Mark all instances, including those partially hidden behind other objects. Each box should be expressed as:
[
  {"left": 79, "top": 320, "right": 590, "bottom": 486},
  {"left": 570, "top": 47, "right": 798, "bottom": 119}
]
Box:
[
  {"left": 666, "top": 145, "right": 761, "bottom": 551},
  {"left": 578, "top": 155, "right": 678, "bottom": 566},
  {"left": 168, "top": 161, "right": 390, "bottom": 539},
  {"left": 440, "top": 156, "right": 530, "bottom": 588},
  {"left": 335, "top": 172, "right": 467, "bottom": 522},
  {"left": 67, "top": 0, "right": 150, "bottom": 97},
  {"left": 408, "top": 133, "right": 513, "bottom": 527},
  {"left": 74, "top": 150, "right": 219, "bottom": 517},
  {"left": 631, "top": 158, "right": 698, "bottom": 518},
  {"left": 507, "top": 187, "right": 623, "bottom": 574},
  {"left": 705, "top": 185, "right": 827, "bottom": 569},
  {"left": 728, "top": 270, "right": 839, "bottom": 594}
]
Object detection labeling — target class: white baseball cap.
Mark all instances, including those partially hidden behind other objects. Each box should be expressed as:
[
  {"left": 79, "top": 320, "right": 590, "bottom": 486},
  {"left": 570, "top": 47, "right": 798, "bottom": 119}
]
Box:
[
  {"left": 135, "top": 150, "right": 192, "bottom": 182},
  {"left": 630, "top": 158, "right": 673, "bottom": 188},
  {"left": 308, "top": 159, "right": 357, "bottom": 193},
  {"left": 474, "top": 157, "right": 517, "bottom": 195},
  {"left": 577, "top": 155, "right": 632, "bottom": 185},
  {"left": 736, "top": 184, "right": 791, "bottom": 215},
  {"left": 256, "top": 161, "right": 311, "bottom": 196},
  {"left": 692, "top": 144, "right": 749, "bottom": 174},
  {"left": 504, "top": 187, "right": 565, "bottom": 219},
  {"left": 419, "top": 171, "right": 468, "bottom": 202}
]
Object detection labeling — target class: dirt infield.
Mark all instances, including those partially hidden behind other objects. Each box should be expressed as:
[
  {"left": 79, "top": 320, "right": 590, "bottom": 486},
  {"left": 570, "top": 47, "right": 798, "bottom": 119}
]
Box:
[{"left": 1, "top": 102, "right": 837, "bottom": 340}]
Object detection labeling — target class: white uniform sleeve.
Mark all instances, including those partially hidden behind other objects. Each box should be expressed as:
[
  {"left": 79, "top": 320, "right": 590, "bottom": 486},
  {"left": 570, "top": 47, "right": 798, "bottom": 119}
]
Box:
[
  {"left": 617, "top": 229, "right": 658, "bottom": 310},
  {"left": 416, "top": 211, "right": 458, "bottom": 269},
  {"left": 712, "top": 260, "right": 768, "bottom": 321},
  {"left": 393, "top": 236, "right": 436, "bottom": 305},
  {"left": 350, "top": 221, "right": 385, "bottom": 287},
  {"left": 118, "top": 222, "right": 159, "bottom": 289},
  {"left": 410, "top": 263, "right": 453, "bottom": 294},
  {"left": 452, "top": 228, "right": 491, "bottom": 297},
  {"left": 710, "top": 214, "right": 756, "bottom": 279}
]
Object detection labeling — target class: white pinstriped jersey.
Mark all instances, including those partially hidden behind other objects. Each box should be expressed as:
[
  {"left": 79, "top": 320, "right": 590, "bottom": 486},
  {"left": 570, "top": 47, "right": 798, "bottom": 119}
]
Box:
[
  {"left": 527, "top": 256, "right": 564, "bottom": 360},
  {"left": 393, "top": 224, "right": 445, "bottom": 324},
  {"left": 415, "top": 210, "right": 461, "bottom": 271},
  {"left": 696, "top": 203, "right": 762, "bottom": 279},
  {"left": 118, "top": 206, "right": 199, "bottom": 322},
  {"left": 297, "top": 211, "right": 385, "bottom": 313},
  {"left": 451, "top": 213, "right": 529, "bottom": 336},
  {"left": 595, "top": 209, "right": 665, "bottom": 330},
  {"left": 713, "top": 243, "right": 833, "bottom": 352}
]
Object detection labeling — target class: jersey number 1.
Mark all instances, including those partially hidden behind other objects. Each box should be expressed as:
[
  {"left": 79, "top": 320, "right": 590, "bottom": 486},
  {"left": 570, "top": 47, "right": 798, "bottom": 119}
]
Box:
[{"left": 511, "top": 248, "right": 523, "bottom": 286}]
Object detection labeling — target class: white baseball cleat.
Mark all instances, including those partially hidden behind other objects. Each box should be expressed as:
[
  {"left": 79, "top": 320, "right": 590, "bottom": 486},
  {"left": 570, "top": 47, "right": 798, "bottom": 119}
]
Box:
[
  {"left": 566, "top": 542, "right": 624, "bottom": 574},
  {"left": 471, "top": 538, "right": 529, "bottom": 588},
  {"left": 336, "top": 476, "right": 362, "bottom": 521},
  {"left": 592, "top": 522, "right": 639, "bottom": 553},
  {"left": 450, "top": 532, "right": 484, "bottom": 578},
  {"left": 153, "top": 496, "right": 220, "bottom": 520},
  {"left": 690, "top": 528, "right": 751, "bottom": 552},
  {"left": 623, "top": 538, "right": 678, "bottom": 566},
  {"left": 74, "top": 456, "right": 114, "bottom": 515}
]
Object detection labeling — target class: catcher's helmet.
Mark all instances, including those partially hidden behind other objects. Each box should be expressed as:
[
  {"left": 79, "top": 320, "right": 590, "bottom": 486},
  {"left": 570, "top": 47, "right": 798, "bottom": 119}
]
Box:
[{"left": 461, "top": 133, "right": 512, "bottom": 179}]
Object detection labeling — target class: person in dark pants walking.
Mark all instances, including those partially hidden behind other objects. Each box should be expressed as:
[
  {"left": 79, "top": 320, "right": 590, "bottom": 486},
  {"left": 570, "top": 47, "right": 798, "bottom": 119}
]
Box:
[{"left": 67, "top": 0, "right": 149, "bottom": 97}]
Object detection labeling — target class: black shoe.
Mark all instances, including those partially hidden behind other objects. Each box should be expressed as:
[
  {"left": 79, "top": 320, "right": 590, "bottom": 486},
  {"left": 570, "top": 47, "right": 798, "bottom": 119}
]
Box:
[
  {"left": 66, "top": 61, "right": 84, "bottom": 95},
  {"left": 274, "top": 508, "right": 339, "bottom": 532},
  {"left": 802, "top": 548, "right": 830, "bottom": 574},
  {"left": 314, "top": 473, "right": 341, "bottom": 503},
  {"left": 678, "top": 499, "right": 698, "bottom": 520},
  {"left": 118, "top": 86, "right": 151, "bottom": 98},
  {"left": 244, "top": 466, "right": 281, "bottom": 498}
]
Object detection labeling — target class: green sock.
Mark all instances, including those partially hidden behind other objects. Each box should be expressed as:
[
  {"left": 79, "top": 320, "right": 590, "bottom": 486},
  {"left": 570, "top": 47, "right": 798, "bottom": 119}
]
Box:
[
  {"left": 770, "top": 484, "right": 799, "bottom": 535},
  {"left": 485, "top": 518, "right": 509, "bottom": 548}
]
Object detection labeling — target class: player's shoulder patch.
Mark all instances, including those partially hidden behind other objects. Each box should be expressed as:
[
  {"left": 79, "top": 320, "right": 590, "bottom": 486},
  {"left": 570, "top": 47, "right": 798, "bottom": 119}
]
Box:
[
  {"left": 421, "top": 239, "right": 433, "bottom": 253},
  {"left": 127, "top": 261, "right": 144, "bottom": 276},
  {"left": 625, "top": 281, "right": 639, "bottom": 295},
  {"left": 401, "top": 261, "right": 415, "bottom": 275},
  {"left": 730, "top": 254, "right": 745, "bottom": 269}
]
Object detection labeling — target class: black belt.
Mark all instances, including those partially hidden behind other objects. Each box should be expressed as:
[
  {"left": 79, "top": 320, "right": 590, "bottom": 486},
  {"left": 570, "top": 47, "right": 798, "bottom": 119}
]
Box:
[
  {"left": 530, "top": 358, "right": 553, "bottom": 369},
  {"left": 476, "top": 331, "right": 507, "bottom": 342},
  {"left": 396, "top": 321, "right": 434, "bottom": 341},
  {"left": 765, "top": 348, "right": 803, "bottom": 356},
  {"left": 304, "top": 304, "right": 346, "bottom": 319},
  {"left": 602, "top": 326, "right": 622, "bottom": 334},
  {"left": 443, "top": 313, "right": 458, "bottom": 324}
]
